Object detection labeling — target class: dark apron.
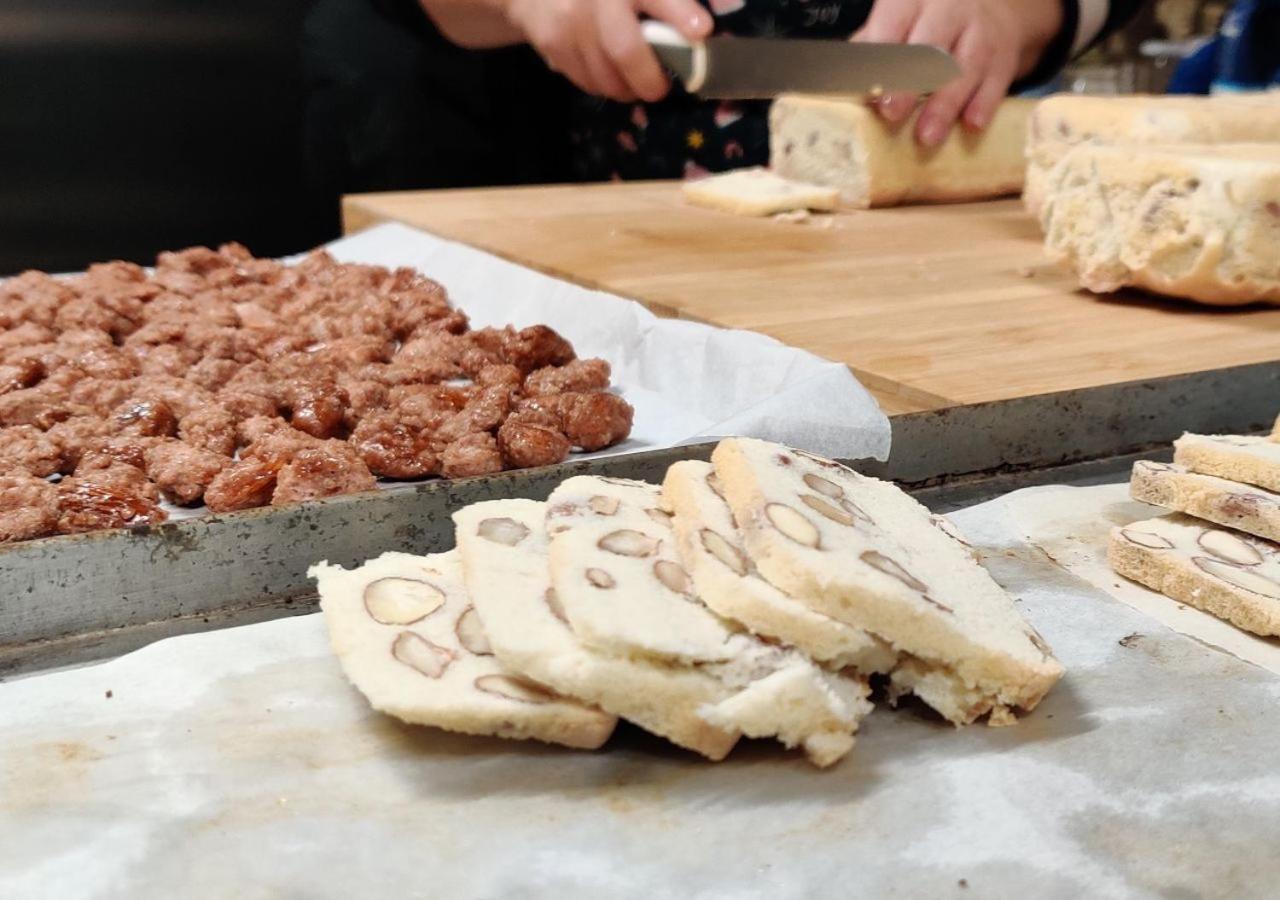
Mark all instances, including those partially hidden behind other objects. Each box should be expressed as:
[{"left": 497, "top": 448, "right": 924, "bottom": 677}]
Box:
[
  {"left": 569, "top": 0, "right": 874, "bottom": 180},
  {"left": 303, "top": 0, "right": 876, "bottom": 204}
]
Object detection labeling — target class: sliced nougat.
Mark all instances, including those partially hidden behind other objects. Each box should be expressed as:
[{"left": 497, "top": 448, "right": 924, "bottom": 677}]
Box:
[
  {"left": 1174, "top": 433, "right": 1280, "bottom": 493},
  {"left": 1024, "top": 93, "right": 1280, "bottom": 215},
  {"left": 681, "top": 167, "right": 839, "bottom": 217},
  {"left": 1038, "top": 142, "right": 1280, "bottom": 305},
  {"left": 698, "top": 666, "right": 863, "bottom": 766},
  {"left": 1130, "top": 459, "right": 1280, "bottom": 544},
  {"left": 545, "top": 475, "right": 873, "bottom": 766},
  {"left": 454, "top": 499, "right": 739, "bottom": 762},
  {"left": 770, "top": 95, "right": 1031, "bottom": 208},
  {"left": 545, "top": 476, "right": 739, "bottom": 664},
  {"left": 1110, "top": 514, "right": 1280, "bottom": 637},
  {"left": 711, "top": 438, "right": 1063, "bottom": 724},
  {"left": 309, "top": 550, "right": 616, "bottom": 750},
  {"left": 662, "top": 460, "right": 897, "bottom": 673}
]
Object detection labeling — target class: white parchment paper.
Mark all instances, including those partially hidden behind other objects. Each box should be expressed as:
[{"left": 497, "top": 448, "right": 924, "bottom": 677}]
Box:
[
  {"left": 152, "top": 223, "right": 886, "bottom": 524},
  {"left": 1002, "top": 481, "right": 1280, "bottom": 674},
  {"left": 326, "top": 223, "right": 890, "bottom": 461},
  {"left": 5, "top": 485, "right": 1280, "bottom": 899}
]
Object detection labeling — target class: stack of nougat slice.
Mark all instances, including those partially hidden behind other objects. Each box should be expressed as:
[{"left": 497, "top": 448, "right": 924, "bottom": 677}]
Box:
[
  {"left": 313, "top": 438, "right": 1065, "bottom": 766},
  {"left": 1113, "top": 420, "right": 1280, "bottom": 637}
]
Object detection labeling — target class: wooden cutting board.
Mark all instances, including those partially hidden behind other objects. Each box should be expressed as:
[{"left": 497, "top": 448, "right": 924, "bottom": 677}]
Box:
[{"left": 343, "top": 182, "right": 1280, "bottom": 415}]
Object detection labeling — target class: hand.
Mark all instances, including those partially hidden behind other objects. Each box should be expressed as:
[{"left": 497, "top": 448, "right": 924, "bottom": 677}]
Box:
[
  {"left": 853, "top": 0, "right": 1061, "bottom": 146},
  {"left": 504, "top": 0, "right": 713, "bottom": 102}
]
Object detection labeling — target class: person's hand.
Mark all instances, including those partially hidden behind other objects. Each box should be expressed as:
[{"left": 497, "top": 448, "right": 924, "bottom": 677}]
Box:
[
  {"left": 504, "top": 0, "right": 713, "bottom": 102},
  {"left": 853, "top": 0, "right": 1061, "bottom": 146}
]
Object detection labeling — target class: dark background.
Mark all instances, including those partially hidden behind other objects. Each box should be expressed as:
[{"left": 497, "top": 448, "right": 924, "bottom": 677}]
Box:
[
  {"left": 0, "top": 0, "right": 323, "bottom": 275},
  {"left": 0, "top": 0, "right": 1214, "bottom": 277}
]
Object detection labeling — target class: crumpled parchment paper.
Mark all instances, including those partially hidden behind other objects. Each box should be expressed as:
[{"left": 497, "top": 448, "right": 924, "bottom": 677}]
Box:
[
  {"left": 4, "top": 485, "right": 1278, "bottom": 900},
  {"left": 326, "top": 223, "right": 891, "bottom": 462}
]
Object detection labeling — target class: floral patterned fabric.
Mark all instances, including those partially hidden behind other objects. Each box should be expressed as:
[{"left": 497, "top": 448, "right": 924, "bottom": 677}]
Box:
[{"left": 569, "top": 0, "right": 874, "bottom": 181}]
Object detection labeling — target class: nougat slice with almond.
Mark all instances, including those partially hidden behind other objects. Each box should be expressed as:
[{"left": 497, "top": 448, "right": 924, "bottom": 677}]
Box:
[
  {"left": 454, "top": 498, "right": 739, "bottom": 762},
  {"left": 544, "top": 475, "right": 872, "bottom": 767},
  {"left": 662, "top": 460, "right": 896, "bottom": 674},
  {"left": 1130, "top": 459, "right": 1280, "bottom": 544},
  {"left": 309, "top": 550, "right": 616, "bottom": 750},
  {"left": 1110, "top": 514, "right": 1280, "bottom": 637},
  {"left": 1174, "top": 433, "right": 1280, "bottom": 494},
  {"left": 545, "top": 475, "right": 739, "bottom": 665},
  {"left": 711, "top": 438, "right": 1063, "bottom": 725}
]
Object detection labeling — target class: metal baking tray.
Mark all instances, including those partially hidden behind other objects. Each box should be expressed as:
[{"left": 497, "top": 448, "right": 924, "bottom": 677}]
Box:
[{"left": 3, "top": 358, "right": 1275, "bottom": 678}]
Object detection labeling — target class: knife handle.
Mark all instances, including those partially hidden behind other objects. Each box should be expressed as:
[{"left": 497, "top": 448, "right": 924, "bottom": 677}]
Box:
[{"left": 641, "top": 21, "right": 708, "bottom": 93}]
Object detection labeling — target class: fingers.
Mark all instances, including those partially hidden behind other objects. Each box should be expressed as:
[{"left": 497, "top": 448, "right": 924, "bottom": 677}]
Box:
[
  {"left": 855, "top": 0, "right": 930, "bottom": 126},
  {"left": 903, "top": 0, "right": 972, "bottom": 143},
  {"left": 638, "top": 0, "right": 713, "bottom": 39},
  {"left": 598, "top": 0, "right": 667, "bottom": 101},
  {"left": 515, "top": 0, "right": 597, "bottom": 95},
  {"left": 915, "top": 76, "right": 979, "bottom": 147},
  {"left": 856, "top": 0, "right": 1020, "bottom": 144},
  {"left": 545, "top": 43, "right": 596, "bottom": 96},
  {"left": 569, "top": 0, "right": 713, "bottom": 104},
  {"left": 515, "top": 0, "right": 695, "bottom": 102},
  {"left": 903, "top": 0, "right": 966, "bottom": 46},
  {"left": 574, "top": 0, "right": 637, "bottom": 102},
  {"left": 581, "top": 42, "right": 637, "bottom": 102},
  {"left": 852, "top": 0, "right": 922, "bottom": 42},
  {"left": 962, "top": 40, "right": 1018, "bottom": 130},
  {"left": 594, "top": 0, "right": 713, "bottom": 103},
  {"left": 914, "top": 25, "right": 986, "bottom": 146},
  {"left": 874, "top": 92, "right": 919, "bottom": 124}
]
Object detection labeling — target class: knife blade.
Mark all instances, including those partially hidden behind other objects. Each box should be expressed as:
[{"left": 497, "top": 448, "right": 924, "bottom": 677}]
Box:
[{"left": 641, "top": 21, "right": 960, "bottom": 98}]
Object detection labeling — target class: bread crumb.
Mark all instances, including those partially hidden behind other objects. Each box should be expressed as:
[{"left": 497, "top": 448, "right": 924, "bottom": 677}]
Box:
[
  {"left": 771, "top": 209, "right": 811, "bottom": 224},
  {"left": 1016, "top": 265, "right": 1037, "bottom": 278},
  {"left": 987, "top": 706, "right": 1018, "bottom": 727}
]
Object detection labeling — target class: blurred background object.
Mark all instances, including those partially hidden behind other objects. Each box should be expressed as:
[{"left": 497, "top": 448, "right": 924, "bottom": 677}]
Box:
[
  {"left": 0, "top": 0, "right": 320, "bottom": 274},
  {"left": 0, "top": 0, "right": 1246, "bottom": 275},
  {"left": 1061, "top": 0, "right": 1232, "bottom": 92}
]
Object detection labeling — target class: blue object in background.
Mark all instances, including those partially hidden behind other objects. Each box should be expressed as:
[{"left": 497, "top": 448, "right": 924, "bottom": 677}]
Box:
[
  {"left": 1166, "top": 38, "right": 1219, "bottom": 94},
  {"left": 1018, "top": 80, "right": 1063, "bottom": 98},
  {"left": 1211, "top": 0, "right": 1280, "bottom": 92},
  {"left": 1167, "top": 0, "right": 1280, "bottom": 94}
]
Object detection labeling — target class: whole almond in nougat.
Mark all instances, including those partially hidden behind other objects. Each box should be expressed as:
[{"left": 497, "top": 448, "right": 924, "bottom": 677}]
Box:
[
  {"left": 662, "top": 459, "right": 896, "bottom": 674},
  {"left": 710, "top": 438, "right": 1063, "bottom": 725},
  {"left": 1110, "top": 513, "right": 1280, "bottom": 637},
  {"left": 454, "top": 497, "right": 740, "bottom": 762},
  {"left": 309, "top": 549, "right": 617, "bottom": 750},
  {"left": 543, "top": 475, "right": 874, "bottom": 766}
]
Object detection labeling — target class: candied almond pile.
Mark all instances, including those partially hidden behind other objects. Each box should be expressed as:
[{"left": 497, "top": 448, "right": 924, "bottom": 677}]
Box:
[{"left": 0, "top": 243, "right": 633, "bottom": 544}]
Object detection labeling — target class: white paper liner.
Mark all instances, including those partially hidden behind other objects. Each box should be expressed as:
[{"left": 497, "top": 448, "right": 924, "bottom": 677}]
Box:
[
  {"left": 1002, "top": 481, "right": 1280, "bottom": 674},
  {"left": 5, "top": 484, "right": 1280, "bottom": 897},
  {"left": 326, "top": 223, "right": 890, "bottom": 460},
  {"left": 135, "top": 222, "right": 890, "bottom": 523}
]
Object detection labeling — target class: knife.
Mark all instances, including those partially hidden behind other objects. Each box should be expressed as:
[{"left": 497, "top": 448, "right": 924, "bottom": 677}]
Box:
[{"left": 641, "top": 21, "right": 960, "bottom": 98}]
